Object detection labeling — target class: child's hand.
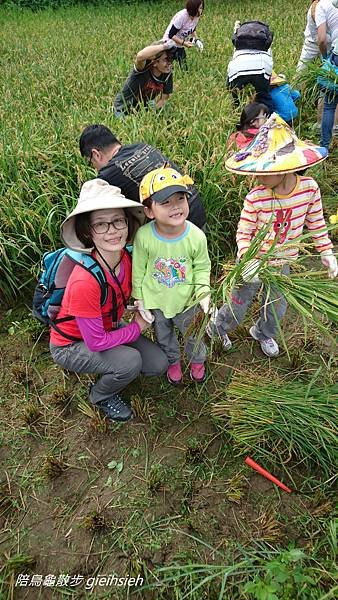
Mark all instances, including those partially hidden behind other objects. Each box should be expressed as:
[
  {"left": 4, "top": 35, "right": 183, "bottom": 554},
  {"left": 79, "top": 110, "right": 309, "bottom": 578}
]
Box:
[
  {"left": 233, "top": 20, "right": 241, "bottom": 34},
  {"left": 133, "top": 311, "right": 151, "bottom": 332},
  {"left": 321, "top": 250, "right": 338, "bottom": 278},
  {"left": 134, "top": 300, "right": 154, "bottom": 324},
  {"left": 199, "top": 295, "right": 210, "bottom": 313},
  {"left": 242, "top": 259, "right": 261, "bottom": 283},
  {"left": 183, "top": 41, "right": 194, "bottom": 48}
]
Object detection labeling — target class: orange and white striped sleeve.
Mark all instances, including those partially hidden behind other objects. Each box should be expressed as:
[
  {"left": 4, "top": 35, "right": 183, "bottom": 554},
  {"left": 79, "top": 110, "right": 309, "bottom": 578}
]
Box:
[
  {"left": 236, "top": 194, "right": 258, "bottom": 258},
  {"left": 305, "top": 184, "right": 333, "bottom": 254}
]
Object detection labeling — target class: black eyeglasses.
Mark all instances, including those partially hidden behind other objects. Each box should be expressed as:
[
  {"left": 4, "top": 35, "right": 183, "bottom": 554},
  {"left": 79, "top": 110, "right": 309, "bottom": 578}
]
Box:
[{"left": 91, "top": 218, "right": 128, "bottom": 234}]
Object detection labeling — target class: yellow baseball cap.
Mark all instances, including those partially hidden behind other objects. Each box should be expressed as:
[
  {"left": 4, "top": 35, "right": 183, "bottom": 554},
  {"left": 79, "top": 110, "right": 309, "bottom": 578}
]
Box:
[{"left": 139, "top": 167, "right": 193, "bottom": 204}]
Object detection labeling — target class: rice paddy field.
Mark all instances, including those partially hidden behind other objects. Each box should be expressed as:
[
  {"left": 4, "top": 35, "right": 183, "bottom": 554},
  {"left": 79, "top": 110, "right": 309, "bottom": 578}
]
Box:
[{"left": 0, "top": 0, "right": 337, "bottom": 598}]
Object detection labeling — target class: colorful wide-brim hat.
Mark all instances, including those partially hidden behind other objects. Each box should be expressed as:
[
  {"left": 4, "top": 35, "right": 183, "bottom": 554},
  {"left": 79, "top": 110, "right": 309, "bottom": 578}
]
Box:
[
  {"left": 62, "top": 179, "right": 145, "bottom": 251},
  {"left": 139, "top": 167, "right": 193, "bottom": 204},
  {"left": 225, "top": 113, "right": 328, "bottom": 175}
]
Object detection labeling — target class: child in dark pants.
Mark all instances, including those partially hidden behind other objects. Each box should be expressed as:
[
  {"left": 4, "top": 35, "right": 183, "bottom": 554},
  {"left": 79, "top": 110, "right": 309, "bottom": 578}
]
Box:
[
  {"left": 227, "top": 21, "right": 274, "bottom": 113},
  {"left": 208, "top": 114, "right": 336, "bottom": 357},
  {"left": 132, "top": 167, "right": 211, "bottom": 385}
]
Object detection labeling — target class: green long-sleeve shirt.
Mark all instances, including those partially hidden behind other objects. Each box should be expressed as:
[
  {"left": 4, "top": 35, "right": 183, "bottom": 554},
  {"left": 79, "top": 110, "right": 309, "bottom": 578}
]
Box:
[{"left": 132, "top": 221, "right": 211, "bottom": 319}]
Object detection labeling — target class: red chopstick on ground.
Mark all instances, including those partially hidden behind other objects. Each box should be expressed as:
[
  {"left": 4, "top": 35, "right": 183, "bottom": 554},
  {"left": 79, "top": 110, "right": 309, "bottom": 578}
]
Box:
[{"left": 245, "top": 456, "right": 292, "bottom": 493}]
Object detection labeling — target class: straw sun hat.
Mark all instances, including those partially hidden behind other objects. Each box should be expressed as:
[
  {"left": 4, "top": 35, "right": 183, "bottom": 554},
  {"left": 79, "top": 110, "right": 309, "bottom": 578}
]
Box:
[
  {"left": 61, "top": 178, "right": 145, "bottom": 251},
  {"left": 225, "top": 113, "right": 328, "bottom": 175}
]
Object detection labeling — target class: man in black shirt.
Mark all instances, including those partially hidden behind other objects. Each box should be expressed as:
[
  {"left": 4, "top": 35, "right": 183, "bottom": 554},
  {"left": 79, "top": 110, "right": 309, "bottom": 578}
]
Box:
[
  {"left": 79, "top": 124, "right": 206, "bottom": 229},
  {"left": 113, "top": 40, "right": 174, "bottom": 118}
]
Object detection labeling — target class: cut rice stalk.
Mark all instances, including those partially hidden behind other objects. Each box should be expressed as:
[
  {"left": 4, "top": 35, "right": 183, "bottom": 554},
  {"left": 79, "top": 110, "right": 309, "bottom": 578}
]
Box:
[{"left": 212, "top": 373, "right": 337, "bottom": 476}]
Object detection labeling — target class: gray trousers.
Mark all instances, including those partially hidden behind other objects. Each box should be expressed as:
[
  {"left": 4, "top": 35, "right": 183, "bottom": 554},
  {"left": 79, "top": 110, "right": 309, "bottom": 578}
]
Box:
[
  {"left": 153, "top": 305, "right": 207, "bottom": 366},
  {"left": 50, "top": 335, "right": 168, "bottom": 405},
  {"left": 216, "top": 266, "right": 289, "bottom": 341}
]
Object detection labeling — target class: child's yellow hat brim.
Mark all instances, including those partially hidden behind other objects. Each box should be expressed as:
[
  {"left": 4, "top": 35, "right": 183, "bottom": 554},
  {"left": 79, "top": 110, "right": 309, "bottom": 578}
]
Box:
[{"left": 139, "top": 167, "right": 193, "bottom": 203}]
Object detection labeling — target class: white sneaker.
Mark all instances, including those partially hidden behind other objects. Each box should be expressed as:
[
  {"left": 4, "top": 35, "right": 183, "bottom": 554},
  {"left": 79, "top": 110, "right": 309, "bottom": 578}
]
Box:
[{"left": 249, "top": 325, "right": 279, "bottom": 357}]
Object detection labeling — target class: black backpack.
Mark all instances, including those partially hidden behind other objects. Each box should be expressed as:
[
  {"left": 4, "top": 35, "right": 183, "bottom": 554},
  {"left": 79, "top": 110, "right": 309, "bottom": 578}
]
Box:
[{"left": 232, "top": 21, "right": 273, "bottom": 52}]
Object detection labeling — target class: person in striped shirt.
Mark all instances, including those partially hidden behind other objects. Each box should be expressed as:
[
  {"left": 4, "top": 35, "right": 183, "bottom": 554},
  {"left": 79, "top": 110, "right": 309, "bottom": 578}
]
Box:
[{"left": 208, "top": 114, "right": 337, "bottom": 358}]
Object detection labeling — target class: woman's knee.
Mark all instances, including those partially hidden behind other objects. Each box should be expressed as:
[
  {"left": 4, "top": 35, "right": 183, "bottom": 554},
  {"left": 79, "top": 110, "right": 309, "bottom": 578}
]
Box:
[
  {"left": 152, "top": 350, "right": 168, "bottom": 375},
  {"left": 142, "top": 346, "right": 168, "bottom": 376},
  {"left": 124, "top": 351, "right": 143, "bottom": 378}
]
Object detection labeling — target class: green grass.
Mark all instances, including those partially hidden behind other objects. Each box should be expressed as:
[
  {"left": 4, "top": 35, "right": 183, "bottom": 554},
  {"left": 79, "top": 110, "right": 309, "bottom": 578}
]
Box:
[{"left": 0, "top": 0, "right": 337, "bottom": 302}]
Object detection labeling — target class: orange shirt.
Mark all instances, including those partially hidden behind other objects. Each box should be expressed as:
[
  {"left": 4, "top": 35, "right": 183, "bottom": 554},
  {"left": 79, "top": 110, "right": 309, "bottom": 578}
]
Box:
[{"left": 50, "top": 251, "right": 132, "bottom": 346}]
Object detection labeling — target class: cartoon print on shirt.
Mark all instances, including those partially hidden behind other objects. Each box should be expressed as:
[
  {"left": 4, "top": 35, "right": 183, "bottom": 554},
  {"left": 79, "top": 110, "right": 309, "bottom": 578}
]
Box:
[
  {"left": 153, "top": 257, "right": 187, "bottom": 288},
  {"left": 273, "top": 208, "right": 292, "bottom": 243},
  {"left": 142, "top": 80, "right": 165, "bottom": 99},
  {"left": 181, "top": 26, "right": 196, "bottom": 39}
]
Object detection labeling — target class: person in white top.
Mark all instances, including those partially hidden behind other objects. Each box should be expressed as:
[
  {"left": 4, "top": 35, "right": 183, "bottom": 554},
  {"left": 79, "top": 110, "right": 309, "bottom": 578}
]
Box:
[
  {"left": 296, "top": 0, "right": 331, "bottom": 71},
  {"left": 297, "top": 1, "right": 338, "bottom": 131},
  {"left": 315, "top": 0, "right": 338, "bottom": 55},
  {"left": 163, "top": 0, "right": 204, "bottom": 69}
]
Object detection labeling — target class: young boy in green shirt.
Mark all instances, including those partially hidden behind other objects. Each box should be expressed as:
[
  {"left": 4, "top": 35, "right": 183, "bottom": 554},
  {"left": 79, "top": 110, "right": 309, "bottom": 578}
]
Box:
[{"left": 132, "top": 167, "right": 211, "bottom": 384}]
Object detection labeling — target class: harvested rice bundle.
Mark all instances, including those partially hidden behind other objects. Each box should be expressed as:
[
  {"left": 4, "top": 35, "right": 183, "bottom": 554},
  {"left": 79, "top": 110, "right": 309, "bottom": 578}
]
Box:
[
  {"left": 212, "top": 373, "right": 338, "bottom": 476},
  {"left": 215, "top": 222, "right": 337, "bottom": 340},
  {"left": 259, "top": 269, "right": 338, "bottom": 336}
]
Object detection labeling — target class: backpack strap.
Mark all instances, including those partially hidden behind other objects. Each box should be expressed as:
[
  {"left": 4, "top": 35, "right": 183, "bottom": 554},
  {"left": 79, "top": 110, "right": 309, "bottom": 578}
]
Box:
[
  {"left": 49, "top": 318, "right": 83, "bottom": 342},
  {"left": 65, "top": 250, "right": 108, "bottom": 306},
  {"left": 52, "top": 251, "right": 108, "bottom": 341}
]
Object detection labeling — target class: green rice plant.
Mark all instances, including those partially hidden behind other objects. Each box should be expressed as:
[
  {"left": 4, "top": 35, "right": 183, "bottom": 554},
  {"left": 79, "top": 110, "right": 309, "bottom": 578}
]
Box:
[
  {"left": 259, "top": 268, "right": 338, "bottom": 339},
  {"left": 294, "top": 58, "right": 338, "bottom": 101},
  {"left": 1, "top": 0, "right": 336, "bottom": 307},
  {"left": 208, "top": 219, "right": 338, "bottom": 346},
  {"left": 212, "top": 372, "right": 338, "bottom": 476},
  {"left": 140, "top": 539, "right": 336, "bottom": 600}
]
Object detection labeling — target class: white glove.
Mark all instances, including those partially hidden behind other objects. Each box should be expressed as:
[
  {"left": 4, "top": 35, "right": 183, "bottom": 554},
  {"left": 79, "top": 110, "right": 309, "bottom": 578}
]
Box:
[
  {"left": 242, "top": 259, "right": 261, "bottom": 283},
  {"left": 134, "top": 300, "right": 155, "bottom": 324},
  {"left": 199, "top": 294, "right": 210, "bottom": 314},
  {"left": 320, "top": 250, "right": 338, "bottom": 279},
  {"left": 163, "top": 39, "right": 176, "bottom": 50},
  {"left": 194, "top": 39, "right": 204, "bottom": 52}
]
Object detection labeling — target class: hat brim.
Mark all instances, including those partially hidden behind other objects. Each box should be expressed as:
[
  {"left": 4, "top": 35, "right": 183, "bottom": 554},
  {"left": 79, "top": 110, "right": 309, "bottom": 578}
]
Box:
[
  {"left": 225, "top": 154, "right": 327, "bottom": 175},
  {"left": 225, "top": 113, "right": 328, "bottom": 175},
  {"left": 150, "top": 185, "right": 192, "bottom": 204},
  {"left": 61, "top": 197, "right": 145, "bottom": 252}
]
